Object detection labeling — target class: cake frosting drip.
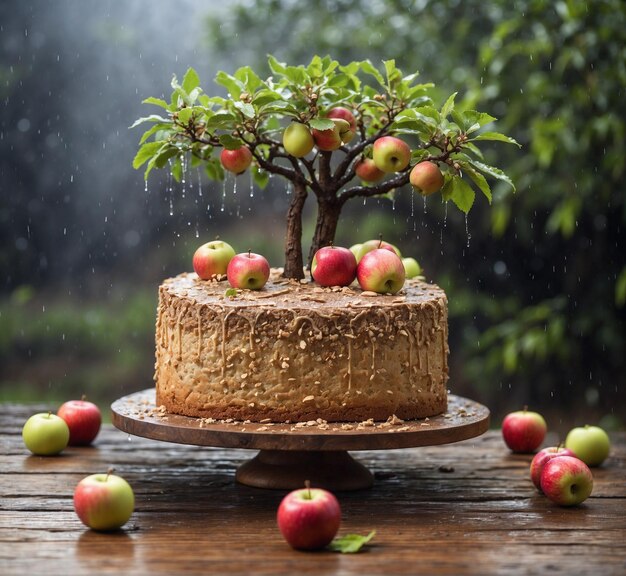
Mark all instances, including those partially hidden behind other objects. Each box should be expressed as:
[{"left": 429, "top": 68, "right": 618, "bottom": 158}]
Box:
[{"left": 155, "top": 269, "right": 449, "bottom": 422}]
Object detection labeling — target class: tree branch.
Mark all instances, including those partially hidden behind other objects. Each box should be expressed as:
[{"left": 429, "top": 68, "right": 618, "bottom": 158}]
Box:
[{"left": 338, "top": 170, "right": 411, "bottom": 204}]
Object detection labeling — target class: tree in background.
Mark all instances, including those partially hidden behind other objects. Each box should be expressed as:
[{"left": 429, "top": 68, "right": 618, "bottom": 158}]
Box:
[{"left": 205, "top": 0, "right": 626, "bottom": 420}]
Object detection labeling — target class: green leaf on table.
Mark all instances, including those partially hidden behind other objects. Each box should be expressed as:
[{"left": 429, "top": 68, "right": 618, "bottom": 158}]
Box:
[
  {"left": 224, "top": 288, "right": 238, "bottom": 299},
  {"left": 327, "top": 531, "right": 376, "bottom": 554}
]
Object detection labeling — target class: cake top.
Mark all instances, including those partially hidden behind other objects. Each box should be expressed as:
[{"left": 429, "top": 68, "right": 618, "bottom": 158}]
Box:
[{"left": 162, "top": 269, "right": 447, "bottom": 310}]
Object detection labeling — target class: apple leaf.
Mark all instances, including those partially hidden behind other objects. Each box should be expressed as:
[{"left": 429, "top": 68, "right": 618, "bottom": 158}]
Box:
[
  {"left": 471, "top": 131, "right": 521, "bottom": 147},
  {"left": 132, "top": 141, "right": 165, "bottom": 169},
  {"left": 440, "top": 92, "right": 457, "bottom": 118},
  {"left": 218, "top": 134, "right": 244, "bottom": 150},
  {"left": 327, "top": 530, "right": 376, "bottom": 554},
  {"left": 142, "top": 96, "right": 170, "bottom": 110},
  {"left": 215, "top": 71, "right": 244, "bottom": 99},
  {"left": 182, "top": 67, "right": 200, "bottom": 94},
  {"left": 309, "top": 118, "right": 335, "bottom": 131},
  {"left": 224, "top": 288, "right": 238, "bottom": 299},
  {"left": 442, "top": 175, "right": 475, "bottom": 213}
]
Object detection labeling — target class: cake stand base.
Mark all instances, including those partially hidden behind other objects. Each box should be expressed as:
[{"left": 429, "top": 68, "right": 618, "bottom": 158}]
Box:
[{"left": 235, "top": 449, "right": 373, "bottom": 490}]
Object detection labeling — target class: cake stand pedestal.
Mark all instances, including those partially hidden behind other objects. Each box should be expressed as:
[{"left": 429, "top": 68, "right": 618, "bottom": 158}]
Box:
[{"left": 111, "top": 389, "right": 489, "bottom": 491}]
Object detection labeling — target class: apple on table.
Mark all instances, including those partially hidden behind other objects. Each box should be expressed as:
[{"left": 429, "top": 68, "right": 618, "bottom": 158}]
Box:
[
  {"left": 227, "top": 251, "right": 271, "bottom": 290},
  {"left": 312, "top": 245, "right": 357, "bottom": 287},
  {"left": 501, "top": 408, "right": 547, "bottom": 453},
  {"left": 57, "top": 397, "right": 102, "bottom": 446},
  {"left": 193, "top": 240, "right": 236, "bottom": 280},
  {"left": 529, "top": 446, "right": 576, "bottom": 492},
  {"left": 74, "top": 470, "right": 135, "bottom": 531},
  {"left": 22, "top": 412, "right": 70, "bottom": 456},
  {"left": 357, "top": 248, "right": 406, "bottom": 294},
  {"left": 402, "top": 257, "right": 422, "bottom": 279},
  {"left": 540, "top": 455, "right": 593, "bottom": 506},
  {"left": 565, "top": 425, "right": 611, "bottom": 467},
  {"left": 277, "top": 483, "right": 341, "bottom": 550}
]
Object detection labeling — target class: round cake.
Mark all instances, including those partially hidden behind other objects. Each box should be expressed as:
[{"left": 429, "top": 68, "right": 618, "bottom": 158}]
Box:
[{"left": 154, "top": 270, "right": 449, "bottom": 423}]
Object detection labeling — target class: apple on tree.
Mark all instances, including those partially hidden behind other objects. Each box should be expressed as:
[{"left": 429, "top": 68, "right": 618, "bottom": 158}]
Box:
[
  {"left": 357, "top": 248, "right": 406, "bottom": 294},
  {"left": 219, "top": 146, "right": 253, "bottom": 174},
  {"left": 540, "top": 455, "right": 593, "bottom": 506},
  {"left": 410, "top": 161, "right": 445, "bottom": 196},
  {"left": 529, "top": 446, "right": 576, "bottom": 492},
  {"left": 326, "top": 107, "right": 357, "bottom": 143},
  {"left": 277, "top": 482, "right": 341, "bottom": 550},
  {"left": 565, "top": 425, "right": 611, "bottom": 467},
  {"left": 57, "top": 397, "right": 102, "bottom": 446},
  {"left": 312, "top": 119, "right": 349, "bottom": 151},
  {"left": 372, "top": 136, "right": 411, "bottom": 173},
  {"left": 354, "top": 157, "right": 385, "bottom": 183},
  {"left": 282, "top": 122, "right": 315, "bottom": 158},
  {"left": 22, "top": 412, "right": 70, "bottom": 456},
  {"left": 501, "top": 408, "right": 547, "bottom": 453},
  {"left": 311, "top": 245, "right": 357, "bottom": 287},
  {"left": 193, "top": 240, "right": 236, "bottom": 280},
  {"left": 227, "top": 251, "right": 270, "bottom": 290},
  {"left": 74, "top": 470, "right": 135, "bottom": 531}
]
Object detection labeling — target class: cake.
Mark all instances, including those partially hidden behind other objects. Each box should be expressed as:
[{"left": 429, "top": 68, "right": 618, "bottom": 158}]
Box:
[{"left": 154, "top": 270, "right": 448, "bottom": 423}]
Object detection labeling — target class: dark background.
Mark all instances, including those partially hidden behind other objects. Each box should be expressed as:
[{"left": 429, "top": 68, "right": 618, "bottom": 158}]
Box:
[{"left": 2, "top": 0, "right": 624, "bottom": 434}]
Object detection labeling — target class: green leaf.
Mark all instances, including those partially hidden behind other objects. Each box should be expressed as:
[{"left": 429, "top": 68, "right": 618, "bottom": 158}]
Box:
[
  {"left": 472, "top": 131, "right": 521, "bottom": 147},
  {"left": 358, "top": 60, "right": 385, "bottom": 86},
  {"left": 463, "top": 110, "right": 497, "bottom": 133},
  {"left": 309, "top": 118, "right": 335, "bottom": 131},
  {"left": 616, "top": 267, "right": 626, "bottom": 307},
  {"left": 267, "top": 54, "right": 287, "bottom": 76},
  {"left": 139, "top": 123, "right": 172, "bottom": 145},
  {"left": 442, "top": 175, "right": 475, "bottom": 213},
  {"left": 234, "top": 101, "right": 256, "bottom": 119},
  {"left": 177, "top": 107, "right": 193, "bottom": 125},
  {"left": 132, "top": 141, "right": 164, "bottom": 169},
  {"left": 468, "top": 159, "right": 516, "bottom": 192},
  {"left": 327, "top": 531, "right": 376, "bottom": 554},
  {"left": 205, "top": 111, "right": 237, "bottom": 131},
  {"left": 384, "top": 59, "right": 401, "bottom": 87},
  {"left": 215, "top": 71, "right": 244, "bottom": 99},
  {"left": 182, "top": 67, "right": 201, "bottom": 94},
  {"left": 142, "top": 96, "right": 170, "bottom": 110},
  {"left": 440, "top": 92, "right": 457, "bottom": 118},
  {"left": 252, "top": 165, "right": 270, "bottom": 189},
  {"left": 219, "top": 134, "right": 244, "bottom": 150},
  {"left": 129, "top": 114, "right": 171, "bottom": 129},
  {"left": 225, "top": 288, "right": 238, "bottom": 299},
  {"left": 460, "top": 162, "right": 492, "bottom": 203},
  {"left": 171, "top": 156, "right": 183, "bottom": 182}
]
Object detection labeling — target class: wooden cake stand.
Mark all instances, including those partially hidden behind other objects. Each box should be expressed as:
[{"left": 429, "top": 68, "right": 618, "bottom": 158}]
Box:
[{"left": 111, "top": 389, "right": 489, "bottom": 491}]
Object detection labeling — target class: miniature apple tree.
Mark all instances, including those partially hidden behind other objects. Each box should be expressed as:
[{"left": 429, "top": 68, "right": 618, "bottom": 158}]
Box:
[{"left": 132, "top": 55, "right": 518, "bottom": 279}]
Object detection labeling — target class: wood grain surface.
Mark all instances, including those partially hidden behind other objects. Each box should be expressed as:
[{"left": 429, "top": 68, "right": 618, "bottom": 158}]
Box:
[{"left": 2, "top": 403, "right": 625, "bottom": 575}]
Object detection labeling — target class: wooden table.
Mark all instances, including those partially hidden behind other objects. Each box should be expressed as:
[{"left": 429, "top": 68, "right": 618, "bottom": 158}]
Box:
[{"left": 2, "top": 403, "right": 625, "bottom": 575}]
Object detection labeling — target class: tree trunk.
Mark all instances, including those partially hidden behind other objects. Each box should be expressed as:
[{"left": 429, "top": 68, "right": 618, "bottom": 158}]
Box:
[
  {"left": 282, "top": 180, "right": 308, "bottom": 279},
  {"left": 307, "top": 197, "right": 343, "bottom": 269}
]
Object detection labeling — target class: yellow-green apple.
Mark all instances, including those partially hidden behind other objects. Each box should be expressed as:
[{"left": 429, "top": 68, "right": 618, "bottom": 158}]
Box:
[
  {"left": 193, "top": 240, "right": 236, "bottom": 280},
  {"left": 355, "top": 239, "right": 401, "bottom": 263},
  {"left": 501, "top": 409, "right": 547, "bottom": 453},
  {"left": 57, "top": 398, "right": 101, "bottom": 446},
  {"left": 311, "top": 245, "right": 357, "bottom": 287},
  {"left": 409, "top": 161, "right": 444, "bottom": 195},
  {"left": 357, "top": 249, "right": 406, "bottom": 294},
  {"left": 530, "top": 446, "right": 576, "bottom": 491},
  {"left": 326, "top": 107, "right": 356, "bottom": 143},
  {"left": 22, "top": 412, "right": 70, "bottom": 456},
  {"left": 73, "top": 472, "right": 135, "bottom": 531},
  {"left": 372, "top": 136, "right": 411, "bottom": 172},
  {"left": 220, "top": 146, "right": 253, "bottom": 174},
  {"left": 355, "top": 158, "right": 385, "bottom": 183},
  {"left": 349, "top": 243, "right": 362, "bottom": 260},
  {"left": 277, "top": 484, "right": 341, "bottom": 550},
  {"left": 283, "top": 123, "right": 315, "bottom": 158},
  {"left": 402, "top": 257, "right": 422, "bottom": 279},
  {"left": 312, "top": 119, "right": 349, "bottom": 151},
  {"left": 565, "top": 425, "right": 611, "bottom": 467},
  {"left": 540, "top": 455, "right": 593, "bottom": 506},
  {"left": 227, "top": 251, "right": 270, "bottom": 290}
]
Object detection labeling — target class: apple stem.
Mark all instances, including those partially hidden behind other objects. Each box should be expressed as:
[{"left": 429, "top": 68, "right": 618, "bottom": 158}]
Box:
[
  {"left": 523, "top": 405, "right": 528, "bottom": 413},
  {"left": 377, "top": 233, "right": 383, "bottom": 249},
  {"left": 81, "top": 394, "right": 87, "bottom": 402},
  {"left": 248, "top": 249, "right": 252, "bottom": 258},
  {"left": 304, "top": 479, "right": 312, "bottom": 500},
  {"left": 106, "top": 467, "right": 115, "bottom": 481}
]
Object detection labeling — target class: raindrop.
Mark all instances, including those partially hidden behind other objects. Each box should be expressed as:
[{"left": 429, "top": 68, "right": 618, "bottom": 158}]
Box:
[
  {"left": 410, "top": 190, "right": 415, "bottom": 217},
  {"left": 443, "top": 201, "right": 448, "bottom": 227},
  {"left": 197, "top": 168, "right": 203, "bottom": 197},
  {"left": 465, "top": 213, "right": 471, "bottom": 247},
  {"left": 249, "top": 171, "right": 254, "bottom": 198},
  {"left": 221, "top": 176, "right": 228, "bottom": 212}
]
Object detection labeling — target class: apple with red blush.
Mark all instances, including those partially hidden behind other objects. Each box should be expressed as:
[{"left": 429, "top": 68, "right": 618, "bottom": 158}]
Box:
[
  {"left": 220, "top": 145, "right": 253, "bottom": 174},
  {"left": 529, "top": 446, "right": 576, "bottom": 492},
  {"left": 355, "top": 238, "right": 401, "bottom": 263},
  {"left": 227, "top": 251, "right": 270, "bottom": 290},
  {"left": 372, "top": 136, "right": 411, "bottom": 173},
  {"left": 312, "top": 119, "right": 350, "bottom": 151},
  {"left": 326, "top": 107, "right": 357, "bottom": 143},
  {"left": 57, "top": 397, "right": 102, "bottom": 446},
  {"left": 357, "top": 248, "right": 406, "bottom": 294},
  {"left": 540, "top": 455, "right": 593, "bottom": 506},
  {"left": 501, "top": 408, "right": 547, "bottom": 453},
  {"left": 277, "top": 482, "right": 341, "bottom": 550},
  {"left": 311, "top": 245, "right": 357, "bottom": 287},
  {"left": 409, "top": 161, "right": 445, "bottom": 196},
  {"left": 355, "top": 157, "right": 385, "bottom": 183},
  {"left": 192, "top": 240, "right": 236, "bottom": 280}
]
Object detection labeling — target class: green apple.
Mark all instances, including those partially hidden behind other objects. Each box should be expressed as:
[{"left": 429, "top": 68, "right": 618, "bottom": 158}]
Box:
[
  {"left": 372, "top": 136, "right": 411, "bottom": 172},
  {"left": 283, "top": 122, "right": 315, "bottom": 158},
  {"left": 73, "top": 472, "right": 135, "bottom": 531},
  {"left": 355, "top": 239, "right": 401, "bottom": 263},
  {"left": 565, "top": 425, "right": 611, "bottom": 467},
  {"left": 192, "top": 240, "right": 236, "bottom": 280},
  {"left": 349, "top": 243, "right": 363, "bottom": 260},
  {"left": 22, "top": 412, "right": 70, "bottom": 456},
  {"left": 402, "top": 257, "right": 422, "bottom": 279}
]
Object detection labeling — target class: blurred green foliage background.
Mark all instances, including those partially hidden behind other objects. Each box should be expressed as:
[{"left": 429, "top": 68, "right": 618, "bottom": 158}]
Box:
[{"left": 1, "top": 0, "right": 624, "bottom": 432}]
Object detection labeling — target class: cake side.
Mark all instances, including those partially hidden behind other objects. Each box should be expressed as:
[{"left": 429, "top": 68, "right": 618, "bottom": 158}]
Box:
[{"left": 154, "top": 270, "right": 448, "bottom": 422}]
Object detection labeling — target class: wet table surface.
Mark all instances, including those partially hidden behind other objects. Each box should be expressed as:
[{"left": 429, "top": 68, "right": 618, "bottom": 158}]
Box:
[{"left": 2, "top": 402, "right": 625, "bottom": 575}]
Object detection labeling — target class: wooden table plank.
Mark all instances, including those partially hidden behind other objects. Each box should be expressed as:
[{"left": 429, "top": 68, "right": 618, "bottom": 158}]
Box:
[{"left": 1, "top": 403, "right": 625, "bottom": 575}]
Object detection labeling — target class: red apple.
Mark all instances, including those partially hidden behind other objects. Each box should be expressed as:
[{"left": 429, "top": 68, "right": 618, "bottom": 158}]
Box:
[
  {"left": 540, "top": 455, "right": 593, "bottom": 506},
  {"left": 311, "top": 245, "right": 357, "bottom": 287},
  {"left": 356, "top": 248, "right": 406, "bottom": 294},
  {"left": 277, "top": 484, "right": 341, "bottom": 550},
  {"left": 312, "top": 119, "right": 345, "bottom": 151},
  {"left": 326, "top": 107, "right": 356, "bottom": 143},
  {"left": 355, "top": 239, "right": 401, "bottom": 263},
  {"left": 74, "top": 471, "right": 135, "bottom": 531},
  {"left": 220, "top": 146, "right": 253, "bottom": 174},
  {"left": 530, "top": 446, "right": 576, "bottom": 492},
  {"left": 409, "top": 161, "right": 444, "bottom": 196},
  {"left": 355, "top": 158, "right": 385, "bottom": 183},
  {"left": 192, "top": 240, "right": 236, "bottom": 280},
  {"left": 57, "top": 398, "right": 102, "bottom": 446},
  {"left": 501, "top": 409, "right": 547, "bottom": 453},
  {"left": 227, "top": 251, "right": 270, "bottom": 290},
  {"left": 372, "top": 136, "right": 411, "bottom": 172}
]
